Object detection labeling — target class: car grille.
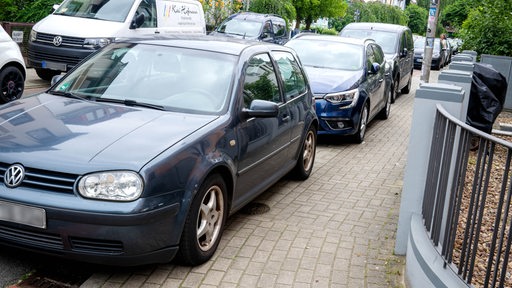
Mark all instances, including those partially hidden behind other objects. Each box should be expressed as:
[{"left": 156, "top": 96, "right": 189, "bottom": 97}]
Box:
[
  {"left": 27, "top": 49, "right": 84, "bottom": 67},
  {"left": 36, "top": 32, "right": 85, "bottom": 47},
  {"left": 70, "top": 237, "right": 124, "bottom": 254},
  {"left": 0, "top": 224, "right": 124, "bottom": 255},
  {"left": 0, "top": 162, "right": 78, "bottom": 194},
  {"left": 0, "top": 225, "right": 63, "bottom": 249}
]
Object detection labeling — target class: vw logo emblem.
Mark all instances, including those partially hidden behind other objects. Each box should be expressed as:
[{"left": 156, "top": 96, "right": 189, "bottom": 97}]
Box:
[
  {"left": 4, "top": 164, "right": 25, "bottom": 188},
  {"left": 53, "top": 36, "right": 63, "bottom": 46}
]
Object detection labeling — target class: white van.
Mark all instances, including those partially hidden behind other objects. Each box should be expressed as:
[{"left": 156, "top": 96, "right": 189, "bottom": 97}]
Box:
[{"left": 28, "top": 0, "right": 206, "bottom": 80}]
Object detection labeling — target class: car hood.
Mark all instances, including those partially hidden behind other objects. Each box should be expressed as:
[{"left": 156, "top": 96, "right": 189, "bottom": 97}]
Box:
[
  {"left": 0, "top": 94, "right": 217, "bottom": 173},
  {"left": 304, "top": 66, "right": 362, "bottom": 94},
  {"left": 33, "top": 14, "right": 126, "bottom": 38}
]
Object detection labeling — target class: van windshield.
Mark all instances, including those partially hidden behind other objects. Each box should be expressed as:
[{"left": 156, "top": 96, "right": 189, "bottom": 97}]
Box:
[
  {"left": 341, "top": 29, "right": 398, "bottom": 55},
  {"left": 54, "top": 0, "right": 136, "bottom": 22},
  {"left": 216, "top": 19, "right": 262, "bottom": 38}
]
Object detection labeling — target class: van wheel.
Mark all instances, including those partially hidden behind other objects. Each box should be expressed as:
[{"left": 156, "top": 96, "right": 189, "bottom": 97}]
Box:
[
  {"left": 177, "top": 174, "right": 227, "bottom": 266},
  {"left": 35, "top": 68, "right": 60, "bottom": 81},
  {"left": 391, "top": 76, "right": 399, "bottom": 103},
  {"left": 0, "top": 66, "right": 24, "bottom": 104}
]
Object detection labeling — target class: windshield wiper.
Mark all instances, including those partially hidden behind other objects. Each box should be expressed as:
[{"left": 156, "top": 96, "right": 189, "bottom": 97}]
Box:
[
  {"left": 94, "top": 98, "right": 166, "bottom": 111},
  {"left": 48, "top": 90, "right": 88, "bottom": 100}
]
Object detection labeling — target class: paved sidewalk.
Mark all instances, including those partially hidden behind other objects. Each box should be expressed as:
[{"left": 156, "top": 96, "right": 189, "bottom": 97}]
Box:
[{"left": 78, "top": 71, "right": 428, "bottom": 288}]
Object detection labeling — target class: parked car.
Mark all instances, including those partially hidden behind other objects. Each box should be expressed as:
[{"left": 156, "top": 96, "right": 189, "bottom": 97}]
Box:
[
  {"left": 340, "top": 22, "right": 414, "bottom": 103},
  {"left": 0, "top": 25, "right": 26, "bottom": 104},
  {"left": 28, "top": 0, "right": 206, "bottom": 81},
  {"left": 413, "top": 37, "right": 447, "bottom": 70},
  {"left": 285, "top": 34, "right": 391, "bottom": 143},
  {"left": 0, "top": 35, "right": 318, "bottom": 266},
  {"left": 209, "top": 12, "right": 289, "bottom": 45}
]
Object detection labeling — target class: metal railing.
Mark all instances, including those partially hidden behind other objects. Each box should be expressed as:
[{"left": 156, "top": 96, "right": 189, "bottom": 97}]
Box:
[{"left": 423, "top": 104, "right": 512, "bottom": 288}]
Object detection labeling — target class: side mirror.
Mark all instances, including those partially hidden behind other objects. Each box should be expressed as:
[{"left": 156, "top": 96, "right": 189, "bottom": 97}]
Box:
[
  {"left": 369, "top": 63, "right": 380, "bottom": 74},
  {"left": 242, "top": 99, "right": 279, "bottom": 118},
  {"left": 130, "top": 13, "right": 145, "bottom": 29},
  {"left": 401, "top": 48, "right": 408, "bottom": 57},
  {"left": 51, "top": 75, "right": 63, "bottom": 86}
]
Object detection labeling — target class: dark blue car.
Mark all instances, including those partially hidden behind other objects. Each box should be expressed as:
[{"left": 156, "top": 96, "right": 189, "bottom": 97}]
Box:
[
  {"left": 0, "top": 36, "right": 318, "bottom": 266},
  {"left": 286, "top": 34, "right": 392, "bottom": 143}
]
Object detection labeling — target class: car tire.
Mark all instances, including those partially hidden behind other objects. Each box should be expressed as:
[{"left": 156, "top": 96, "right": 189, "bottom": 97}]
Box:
[
  {"left": 391, "top": 76, "right": 399, "bottom": 104},
  {"left": 35, "top": 68, "right": 60, "bottom": 81},
  {"left": 177, "top": 173, "right": 227, "bottom": 266},
  {"left": 353, "top": 103, "right": 369, "bottom": 144},
  {"left": 291, "top": 125, "right": 317, "bottom": 180},
  {"left": 0, "top": 66, "right": 25, "bottom": 104},
  {"left": 379, "top": 88, "right": 392, "bottom": 120},
  {"left": 401, "top": 71, "right": 413, "bottom": 94}
]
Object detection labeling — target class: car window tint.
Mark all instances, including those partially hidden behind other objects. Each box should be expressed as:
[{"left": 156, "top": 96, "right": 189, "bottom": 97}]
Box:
[
  {"left": 371, "top": 44, "right": 385, "bottom": 65},
  {"left": 135, "top": 0, "right": 156, "bottom": 28},
  {"left": 243, "top": 53, "right": 281, "bottom": 107},
  {"left": 273, "top": 22, "right": 286, "bottom": 37},
  {"left": 272, "top": 51, "right": 307, "bottom": 101},
  {"left": 366, "top": 45, "right": 376, "bottom": 72},
  {"left": 286, "top": 40, "right": 363, "bottom": 70},
  {"left": 342, "top": 30, "right": 397, "bottom": 54}
]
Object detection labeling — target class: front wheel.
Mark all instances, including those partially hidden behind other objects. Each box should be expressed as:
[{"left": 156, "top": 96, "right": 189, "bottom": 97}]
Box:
[
  {"left": 291, "top": 125, "right": 317, "bottom": 180},
  {"left": 0, "top": 66, "right": 24, "bottom": 104},
  {"left": 177, "top": 174, "right": 227, "bottom": 266},
  {"left": 352, "top": 103, "right": 369, "bottom": 144},
  {"left": 391, "top": 76, "right": 399, "bottom": 104},
  {"left": 35, "top": 68, "right": 60, "bottom": 81},
  {"left": 401, "top": 71, "right": 412, "bottom": 94}
]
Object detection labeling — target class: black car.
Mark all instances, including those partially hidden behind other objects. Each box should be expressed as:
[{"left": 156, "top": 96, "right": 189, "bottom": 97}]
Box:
[
  {"left": 413, "top": 37, "right": 447, "bottom": 70},
  {"left": 210, "top": 12, "right": 289, "bottom": 45},
  {"left": 0, "top": 35, "right": 318, "bottom": 266},
  {"left": 286, "top": 34, "right": 392, "bottom": 143},
  {"left": 340, "top": 22, "right": 414, "bottom": 103}
]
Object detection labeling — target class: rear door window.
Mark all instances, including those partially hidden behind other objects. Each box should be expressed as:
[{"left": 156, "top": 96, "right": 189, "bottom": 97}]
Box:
[{"left": 272, "top": 51, "right": 307, "bottom": 101}]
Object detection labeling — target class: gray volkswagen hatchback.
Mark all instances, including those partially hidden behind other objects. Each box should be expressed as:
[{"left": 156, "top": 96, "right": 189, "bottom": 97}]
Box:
[{"left": 0, "top": 36, "right": 317, "bottom": 266}]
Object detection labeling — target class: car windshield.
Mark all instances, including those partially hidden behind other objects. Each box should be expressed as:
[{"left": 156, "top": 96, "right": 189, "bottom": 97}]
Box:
[
  {"left": 414, "top": 38, "right": 441, "bottom": 52},
  {"left": 53, "top": 0, "right": 136, "bottom": 22},
  {"left": 341, "top": 29, "right": 397, "bottom": 54},
  {"left": 216, "top": 19, "right": 262, "bottom": 37},
  {"left": 50, "top": 42, "right": 236, "bottom": 114},
  {"left": 286, "top": 39, "right": 363, "bottom": 71}
]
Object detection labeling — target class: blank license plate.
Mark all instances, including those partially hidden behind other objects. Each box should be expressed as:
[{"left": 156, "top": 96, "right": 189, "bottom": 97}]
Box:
[
  {"left": 0, "top": 200, "right": 46, "bottom": 228},
  {"left": 41, "top": 60, "right": 67, "bottom": 71}
]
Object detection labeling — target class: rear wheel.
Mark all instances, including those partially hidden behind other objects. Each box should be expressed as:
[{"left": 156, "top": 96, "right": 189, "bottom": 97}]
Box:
[
  {"left": 291, "top": 125, "right": 317, "bottom": 180},
  {"left": 353, "top": 103, "right": 369, "bottom": 144},
  {"left": 0, "top": 66, "right": 24, "bottom": 104},
  {"left": 391, "top": 76, "right": 399, "bottom": 103},
  {"left": 35, "top": 68, "right": 60, "bottom": 81},
  {"left": 177, "top": 174, "right": 227, "bottom": 266},
  {"left": 379, "top": 88, "right": 392, "bottom": 120}
]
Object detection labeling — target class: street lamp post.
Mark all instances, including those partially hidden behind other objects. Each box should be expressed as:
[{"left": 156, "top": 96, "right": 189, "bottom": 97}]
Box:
[{"left": 420, "top": 0, "right": 441, "bottom": 83}]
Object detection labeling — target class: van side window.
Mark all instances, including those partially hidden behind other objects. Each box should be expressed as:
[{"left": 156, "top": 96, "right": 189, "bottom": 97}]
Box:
[
  {"left": 272, "top": 51, "right": 307, "bottom": 101},
  {"left": 136, "top": 0, "right": 157, "bottom": 28},
  {"left": 263, "top": 21, "right": 272, "bottom": 34},
  {"left": 273, "top": 22, "right": 286, "bottom": 37},
  {"left": 371, "top": 44, "right": 384, "bottom": 65},
  {"left": 243, "top": 53, "right": 281, "bottom": 107},
  {"left": 366, "top": 45, "right": 376, "bottom": 72}
]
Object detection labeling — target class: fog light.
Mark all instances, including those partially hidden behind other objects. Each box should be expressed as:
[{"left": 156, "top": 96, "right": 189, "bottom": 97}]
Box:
[{"left": 336, "top": 122, "right": 345, "bottom": 129}]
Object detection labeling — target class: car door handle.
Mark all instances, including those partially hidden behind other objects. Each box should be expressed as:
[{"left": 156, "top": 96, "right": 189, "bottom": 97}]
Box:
[
  {"left": 282, "top": 115, "right": 291, "bottom": 122},
  {"left": 379, "top": 79, "right": 384, "bottom": 82}
]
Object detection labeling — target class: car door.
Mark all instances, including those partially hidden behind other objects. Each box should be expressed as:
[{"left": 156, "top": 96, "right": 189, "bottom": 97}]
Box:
[
  {"left": 234, "top": 52, "right": 292, "bottom": 207},
  {"left": 365, "top": 44, "right": 386, "bottom": 117}
]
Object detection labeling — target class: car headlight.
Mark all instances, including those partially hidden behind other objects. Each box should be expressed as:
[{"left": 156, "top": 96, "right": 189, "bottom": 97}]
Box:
[
  {"left": 83, "top": 38, "right": 114, "bottom": 49},
  {"left": 78, "top": 171, "right": 143, "bottom": 201},
  {"left": 324, "top": 88, "right": 360, "bottom": 107},
  {"left": 30, "top": 30, "right": 37, "bottom": 42}
]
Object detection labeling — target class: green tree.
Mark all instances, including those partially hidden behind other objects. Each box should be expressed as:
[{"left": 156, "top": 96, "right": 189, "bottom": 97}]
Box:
[
  {"left": 459, "top": 0, "right": 512, "bottom": 56},
  {"left": 248, "top": 0, "right": 296, "bottom": 26},
  {"left": 1, "top": 0, "right": 58, "bottom": 22},
  {"left": 292, "top": 0, "right": 347, "bottom": 30},
  {"left": 405, "top": 4, "right": 427, "bottom": 35},
  {"left": 440, "top": 0, "right": 481, "bottom": 35}
]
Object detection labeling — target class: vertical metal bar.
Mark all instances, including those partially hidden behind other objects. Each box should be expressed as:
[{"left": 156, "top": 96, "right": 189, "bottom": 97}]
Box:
[
  {"left": 432, "top": 119, "right": 456, "bottom": 245},
  {"left": 485, "top": 149, "right": 512, "bottom": 287},
  {"left": 467, "top": 141, "right": 495, "bottom": 285}
]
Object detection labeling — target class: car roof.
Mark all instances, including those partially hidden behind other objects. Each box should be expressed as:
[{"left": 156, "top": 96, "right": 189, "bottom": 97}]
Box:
[
  {"left": 342, "top": 22, "right": 409, "bottom": 33},
  {"left": 289, "top": 34, "right": 372, "bottom": 46},
  {"left": 115, "top": 34, "right": 290, "bottom": 56},
  {"left": 228, "top": 12, "right": 285, "bottom": 22}
]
